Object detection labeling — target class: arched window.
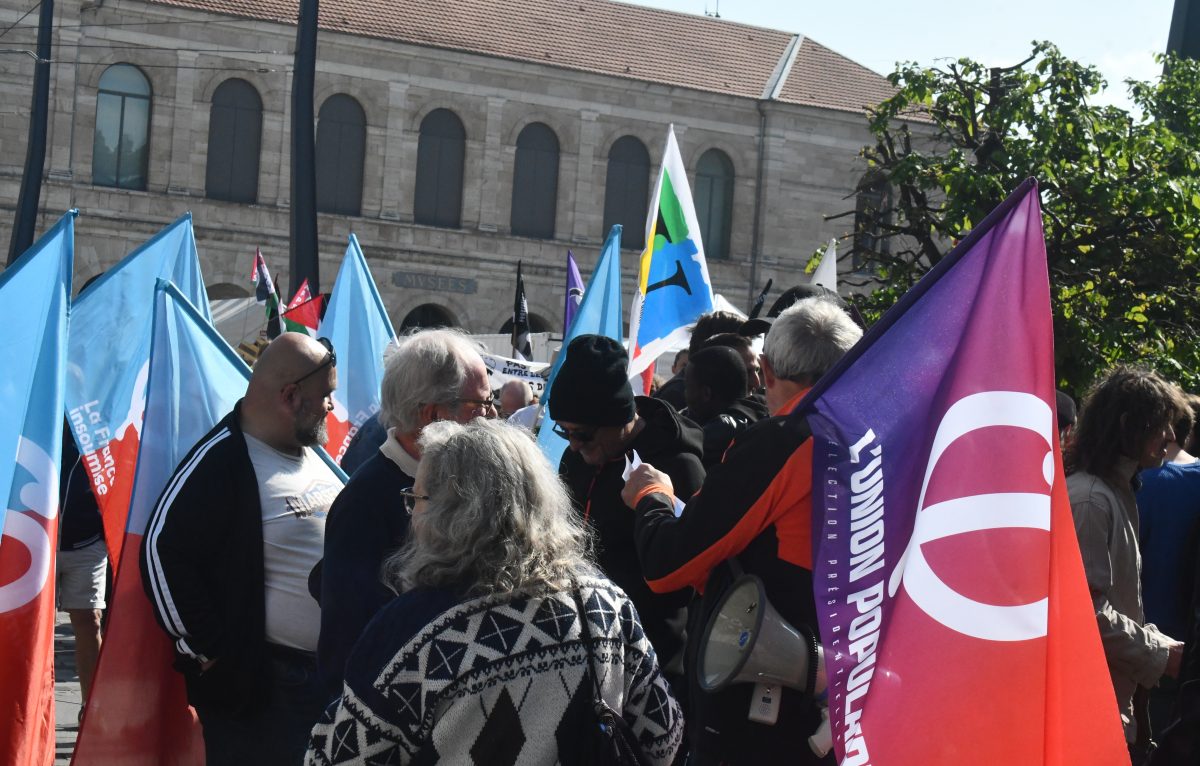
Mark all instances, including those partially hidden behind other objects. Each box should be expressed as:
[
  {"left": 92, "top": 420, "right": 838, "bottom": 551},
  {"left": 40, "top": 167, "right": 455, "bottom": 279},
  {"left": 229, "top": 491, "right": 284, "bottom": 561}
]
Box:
[
  {"left": 498, "top": 313, "right": 552, "bottom": 335},
  {"left": 93, "top": 64, "right": 151, "bottom": 190},
  {"left": 315, "top": 94, "right": 365, "bottom": 216},
  {"left": 510, "top": 123, "right": 559, "bottom": 239},
  {"left": 853, "top": 172, "right": 892, "bottom": 272},
  {"left": 205, "top": 79, "right": 262, "bottom": 203},
  {"left": 414, "top": 109, "right": 465, "bottom": 228},
  {"left": 399, "top": 303, "right": 458, "bottom": 331},
  {"left": 694, "top": 149, "right": 734, "bottom": 260},
  {"left": 602, "top": 136, "right": 650, "bottom": 250},
  {"left": 206, "top": 282, "right": 251, "bottom": 299}
]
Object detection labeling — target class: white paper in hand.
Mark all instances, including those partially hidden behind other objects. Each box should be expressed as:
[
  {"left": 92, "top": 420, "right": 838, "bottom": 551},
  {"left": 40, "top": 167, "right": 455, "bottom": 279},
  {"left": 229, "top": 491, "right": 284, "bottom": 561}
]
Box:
[
  {"left": 621, "top": 449, "right": 643, "bottom": 481},
  {"left": 622, "top": 450, "right": 685, "bottom": 517}
]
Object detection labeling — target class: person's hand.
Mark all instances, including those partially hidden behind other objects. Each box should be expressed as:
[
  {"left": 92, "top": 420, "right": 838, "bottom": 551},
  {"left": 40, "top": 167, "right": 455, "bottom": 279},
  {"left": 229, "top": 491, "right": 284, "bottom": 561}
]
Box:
[
  {"left": 200, "top": 658, "right": 218, "bottom": 673},
  {"left": 1164, "top": 640, "right": 1185, "bottom": 679},
  {"left": 621, "top": 464, "right": 674, "bottom": 509}
]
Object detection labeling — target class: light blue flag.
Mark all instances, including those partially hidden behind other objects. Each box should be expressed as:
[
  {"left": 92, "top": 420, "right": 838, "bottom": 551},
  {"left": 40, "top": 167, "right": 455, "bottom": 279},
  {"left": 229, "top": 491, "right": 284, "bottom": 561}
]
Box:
[
  {"left": 0, "top": 211, "right": 72, "bottom": 763},
  {"left": 63, "top": 213, "right": 211, "bottom": 565},
  {"left": 537, "top": 225, "right": 624, "bottom": 467},
  {"left": 0, "top": 210, "right": 74, "bottom": 608},
  {"left": 126, "top": 281, "right": 253, "bottom": 538},
  {"left": 78, "top": 280, "right": 343, "bottom": 766},
  {"left": 318, "top": 234, "right": 398, "bottom": 464}
]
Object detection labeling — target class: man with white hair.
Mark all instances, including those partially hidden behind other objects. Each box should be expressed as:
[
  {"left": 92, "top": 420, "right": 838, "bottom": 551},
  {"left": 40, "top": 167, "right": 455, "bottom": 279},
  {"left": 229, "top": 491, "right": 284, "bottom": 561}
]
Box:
[
  {"left": 317, "top": 329, "right": 495, "bottom": 698},
  {"left": 622, "top": 297, "right": 862, "bottom": 765}
]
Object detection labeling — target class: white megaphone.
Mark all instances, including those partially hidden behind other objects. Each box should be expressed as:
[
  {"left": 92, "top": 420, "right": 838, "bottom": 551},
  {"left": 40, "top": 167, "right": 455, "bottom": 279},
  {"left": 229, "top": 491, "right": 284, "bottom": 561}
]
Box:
[{"left": 697, "top": 574, "right": 831, "bottom": 757}]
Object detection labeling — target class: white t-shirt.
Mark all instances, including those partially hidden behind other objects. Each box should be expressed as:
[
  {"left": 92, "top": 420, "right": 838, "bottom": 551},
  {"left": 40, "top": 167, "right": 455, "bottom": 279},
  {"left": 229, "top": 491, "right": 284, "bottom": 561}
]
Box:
[
  {"left": 508, "top": 404, "right": 541, "bottom": 431},
  {"left": 245, "top": 434, "right": 342, "bottom": 652}
]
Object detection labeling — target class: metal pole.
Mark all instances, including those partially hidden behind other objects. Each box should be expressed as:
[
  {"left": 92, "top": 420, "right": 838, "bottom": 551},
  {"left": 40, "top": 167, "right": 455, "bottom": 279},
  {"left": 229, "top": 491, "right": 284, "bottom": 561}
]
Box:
[
  {"left": 8, "top": 0, "right": 54, "bottom": 265},
  {"left": 289, "top": 0, "right": 319, "bottom": 296},
  {"left": 1167, "top": 0, "right": 1198, "bottom": 59}
]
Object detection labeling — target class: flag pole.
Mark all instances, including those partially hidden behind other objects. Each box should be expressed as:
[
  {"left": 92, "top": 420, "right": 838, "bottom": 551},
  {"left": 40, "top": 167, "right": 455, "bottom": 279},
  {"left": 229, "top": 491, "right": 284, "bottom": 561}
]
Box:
[
  {"left": 6, "top": 0, "right": 54, "bottom": 265},
  {"left": 289, "top": 0, "right": 320, "bottom": 296}
]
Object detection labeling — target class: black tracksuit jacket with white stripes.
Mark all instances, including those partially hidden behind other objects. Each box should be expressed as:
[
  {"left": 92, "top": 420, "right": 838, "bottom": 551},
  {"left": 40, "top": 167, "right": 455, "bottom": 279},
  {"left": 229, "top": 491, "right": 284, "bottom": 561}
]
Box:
[{"left": 140, "top": 403, "right": 271, "bottom": 713}]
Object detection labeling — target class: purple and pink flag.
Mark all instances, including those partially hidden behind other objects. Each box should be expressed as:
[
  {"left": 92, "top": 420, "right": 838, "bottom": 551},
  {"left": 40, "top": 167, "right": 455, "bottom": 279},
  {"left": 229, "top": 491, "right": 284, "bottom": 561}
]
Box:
[
  {"left": 564, "top": 250, "right": 584, "bottom": 336},
  {"left": 800, "top": 180, "right": 1126, "bottom": 764}
]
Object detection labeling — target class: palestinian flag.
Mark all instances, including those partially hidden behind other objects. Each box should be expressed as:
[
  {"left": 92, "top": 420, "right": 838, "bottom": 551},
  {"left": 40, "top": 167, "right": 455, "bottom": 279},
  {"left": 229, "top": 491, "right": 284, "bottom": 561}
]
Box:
[{"left": 252, "top": 248, "right": 283, "bottom": 337}]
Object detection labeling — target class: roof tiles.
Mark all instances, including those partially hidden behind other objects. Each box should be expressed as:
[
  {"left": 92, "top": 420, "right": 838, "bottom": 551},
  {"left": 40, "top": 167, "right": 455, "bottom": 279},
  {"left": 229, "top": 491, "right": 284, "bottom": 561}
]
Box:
[{"left": 146, "top": 0, "right": 893, "bottom": 111}]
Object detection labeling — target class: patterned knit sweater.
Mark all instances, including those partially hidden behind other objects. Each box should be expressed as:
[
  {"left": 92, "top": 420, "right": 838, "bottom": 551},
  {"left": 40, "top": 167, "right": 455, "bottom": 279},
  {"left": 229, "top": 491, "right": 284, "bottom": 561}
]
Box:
[{"left": 306, "top": 576, "right": 683, "bottom": 765}]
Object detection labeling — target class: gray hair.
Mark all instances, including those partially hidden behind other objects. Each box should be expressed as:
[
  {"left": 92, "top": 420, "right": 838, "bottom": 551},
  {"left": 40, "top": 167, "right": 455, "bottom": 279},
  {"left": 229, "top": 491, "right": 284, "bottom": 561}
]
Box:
[
  {"left": 763, "top": 297, "right": 862, "bottom": 383},
  {"left": 380, "top": 329, "right": 484, "bottom": 432},
  {"left": 384, "top": 418, "right": 595, "bottom": 596}
]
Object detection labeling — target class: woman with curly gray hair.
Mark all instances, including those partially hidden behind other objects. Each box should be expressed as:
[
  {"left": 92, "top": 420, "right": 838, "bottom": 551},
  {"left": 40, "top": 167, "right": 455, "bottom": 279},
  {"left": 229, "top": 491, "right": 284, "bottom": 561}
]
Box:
[{"left": 306, "top": 418, "right": 683, "bottom": 766}]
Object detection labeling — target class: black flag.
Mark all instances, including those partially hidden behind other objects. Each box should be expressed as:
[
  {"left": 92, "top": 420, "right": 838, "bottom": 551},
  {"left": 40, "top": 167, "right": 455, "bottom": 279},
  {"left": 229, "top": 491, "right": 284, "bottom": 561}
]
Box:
[
  {"left": 748, "top": 278, "right": 773, "bottom": 319},
  {"left": 512, "top": 261, "right": 533, "bottom": 360}
]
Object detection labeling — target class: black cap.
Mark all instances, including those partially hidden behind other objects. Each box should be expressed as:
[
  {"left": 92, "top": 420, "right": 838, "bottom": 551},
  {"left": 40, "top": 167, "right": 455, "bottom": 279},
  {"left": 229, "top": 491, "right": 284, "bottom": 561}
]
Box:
[
  {"left": 548, "top": 335, "right": 636, "bottom": 426},
  {"left": 738, "top": 316, "right": 773, "bottom": 337},
  {"left": 767, "top": 284, "right": 846, "bottom": 317}
]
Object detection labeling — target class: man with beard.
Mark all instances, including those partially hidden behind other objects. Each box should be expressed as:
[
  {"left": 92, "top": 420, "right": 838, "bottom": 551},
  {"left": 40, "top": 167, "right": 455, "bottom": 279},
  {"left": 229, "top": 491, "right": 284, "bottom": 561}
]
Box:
[{"left": 142, "top": 332, "right": 344, "bottom": 766}]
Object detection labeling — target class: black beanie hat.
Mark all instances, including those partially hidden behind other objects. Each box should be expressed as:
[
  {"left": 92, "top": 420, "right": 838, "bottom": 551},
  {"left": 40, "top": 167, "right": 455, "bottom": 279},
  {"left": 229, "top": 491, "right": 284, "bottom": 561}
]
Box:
[{"left": 549, "top": 335, "right": 636, "bottom": 426}]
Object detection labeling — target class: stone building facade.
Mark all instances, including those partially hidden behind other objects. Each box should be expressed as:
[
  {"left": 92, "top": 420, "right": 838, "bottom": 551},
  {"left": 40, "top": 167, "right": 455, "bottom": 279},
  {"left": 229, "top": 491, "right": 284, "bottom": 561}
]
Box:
[{"left": 0, "top": 0, "right": 895, "bottom": 339}]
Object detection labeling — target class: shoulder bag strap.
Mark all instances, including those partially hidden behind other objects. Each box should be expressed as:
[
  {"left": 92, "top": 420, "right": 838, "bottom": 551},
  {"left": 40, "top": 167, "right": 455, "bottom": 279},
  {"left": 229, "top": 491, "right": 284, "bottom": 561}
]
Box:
[{"left": 570, "top": 583, "right": 606, "bottom": 703}]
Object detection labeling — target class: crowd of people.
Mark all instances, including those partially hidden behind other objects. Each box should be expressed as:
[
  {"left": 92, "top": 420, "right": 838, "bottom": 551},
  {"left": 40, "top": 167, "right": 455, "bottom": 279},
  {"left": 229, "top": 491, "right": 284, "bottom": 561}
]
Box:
[{"left": 55, "top": 284, "right": 1199, "bottom": 765}]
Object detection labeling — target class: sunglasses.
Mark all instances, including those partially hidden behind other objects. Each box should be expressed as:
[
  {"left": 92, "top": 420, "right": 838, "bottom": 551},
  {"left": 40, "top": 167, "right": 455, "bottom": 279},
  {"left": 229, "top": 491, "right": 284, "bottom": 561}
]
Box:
[
  {"left": 399, "top": 487, "right": 430, "bottom": 515},
  {"left": 552, "top": 423, "right": 597, "bottom": 443},
  {"left": 290, "top": 337, "right": 336, "bottom": 387}
]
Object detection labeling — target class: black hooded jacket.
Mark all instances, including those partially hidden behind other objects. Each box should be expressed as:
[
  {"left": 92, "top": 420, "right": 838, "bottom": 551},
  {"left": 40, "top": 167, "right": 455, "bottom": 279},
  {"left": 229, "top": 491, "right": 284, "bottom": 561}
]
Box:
[
  {"left": 559, "top": 396, "right": 705, "bottom": 666},
  {"left": 688, "top": 394, "right": 770, "bottom": 469}
]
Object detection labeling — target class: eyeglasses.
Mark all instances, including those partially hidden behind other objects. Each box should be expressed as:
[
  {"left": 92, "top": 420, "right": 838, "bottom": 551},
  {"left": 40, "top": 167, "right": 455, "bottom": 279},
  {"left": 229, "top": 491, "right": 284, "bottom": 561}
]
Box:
[
  {"left": 552, "top": 423, "right": 597, "bottom": 443},
  {"left": 399, "top": 487, "right": 430, "bottom": 515},
  {"left": 290, "top": 337, "right": 336, "bottom": 387},
  {"left": 452, "top": 396, "right": 496, "bottom": 411}
]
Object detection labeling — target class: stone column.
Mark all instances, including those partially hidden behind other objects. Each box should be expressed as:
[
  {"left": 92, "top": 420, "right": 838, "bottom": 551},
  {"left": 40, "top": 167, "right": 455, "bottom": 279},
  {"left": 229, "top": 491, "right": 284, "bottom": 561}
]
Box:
[
  {"left": 46, "top": 27, "right": 79, "bottom": 182},
  {"left": 167, "top": 50, "right": 198, "bottom": 195},
  {"left": 476, "top": 95, "right": 506, "bottom": 232},
  {"left": 379, "top": 81, "right": 408, "bottom": 220},
  {"left": 571, "top": 109, "right": 599, "bottom": 242},
  {"left": 276, "top": 66, "right": 293, "bottom": 208}
]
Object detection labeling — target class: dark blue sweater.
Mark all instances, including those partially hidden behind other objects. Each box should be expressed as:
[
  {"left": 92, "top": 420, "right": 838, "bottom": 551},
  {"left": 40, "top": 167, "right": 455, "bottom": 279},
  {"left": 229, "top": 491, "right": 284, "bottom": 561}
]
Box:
[{"left": 317, "top": 449, "right": 414, "bottom": 698}]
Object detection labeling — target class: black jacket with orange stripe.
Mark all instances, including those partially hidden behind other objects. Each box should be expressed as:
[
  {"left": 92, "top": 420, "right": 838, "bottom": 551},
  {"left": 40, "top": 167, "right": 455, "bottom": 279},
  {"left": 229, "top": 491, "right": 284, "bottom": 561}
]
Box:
[{"left": 633, "top": 409, "right": 831, "bottom": 765}]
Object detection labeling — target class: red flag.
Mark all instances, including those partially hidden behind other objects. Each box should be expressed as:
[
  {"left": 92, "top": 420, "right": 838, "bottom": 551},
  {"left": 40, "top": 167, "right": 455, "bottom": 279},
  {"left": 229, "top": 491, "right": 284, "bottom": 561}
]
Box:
[
  {"left": 287, "top": 278, "right": 313, "bottom": 311},
  {"left": 282, "top": 295, "right": 324, "bottom": 336}
]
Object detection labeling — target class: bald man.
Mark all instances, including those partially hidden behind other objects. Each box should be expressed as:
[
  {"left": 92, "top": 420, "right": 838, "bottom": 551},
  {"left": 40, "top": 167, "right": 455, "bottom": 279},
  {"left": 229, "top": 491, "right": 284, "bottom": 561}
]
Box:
[{"left": 141, "top": 333, "right": 345, "bottom": 766}]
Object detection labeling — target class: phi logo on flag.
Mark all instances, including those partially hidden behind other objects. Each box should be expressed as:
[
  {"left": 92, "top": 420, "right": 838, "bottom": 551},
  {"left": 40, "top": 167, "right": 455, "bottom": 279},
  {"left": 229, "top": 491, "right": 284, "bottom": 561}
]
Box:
[
  {"left": 0, "top": 437, "right": 57, "bottom": 613},
  {"left": 889, "top": 391, "right": 1054, "bottom": 642}
]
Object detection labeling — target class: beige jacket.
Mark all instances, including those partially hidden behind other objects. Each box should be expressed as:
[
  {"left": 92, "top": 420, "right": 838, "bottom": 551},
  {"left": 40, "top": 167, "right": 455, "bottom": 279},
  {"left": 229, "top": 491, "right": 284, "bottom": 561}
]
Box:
[{"left": 1068, "top": 457, "right": 1173, "bottom": 743}]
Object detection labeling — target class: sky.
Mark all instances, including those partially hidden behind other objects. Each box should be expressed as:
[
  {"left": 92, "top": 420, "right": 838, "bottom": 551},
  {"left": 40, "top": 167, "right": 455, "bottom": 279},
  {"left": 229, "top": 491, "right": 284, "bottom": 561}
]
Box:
[{"left": 625, "top": 0, "right": 1178, "bottom": 111}]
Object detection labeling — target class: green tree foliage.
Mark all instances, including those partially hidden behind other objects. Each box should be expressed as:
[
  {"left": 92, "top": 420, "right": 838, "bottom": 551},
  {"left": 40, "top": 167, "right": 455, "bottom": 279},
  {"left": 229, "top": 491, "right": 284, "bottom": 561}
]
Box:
[{"left": 843, "top": 42, "right": 1200, "bottom": 394}]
